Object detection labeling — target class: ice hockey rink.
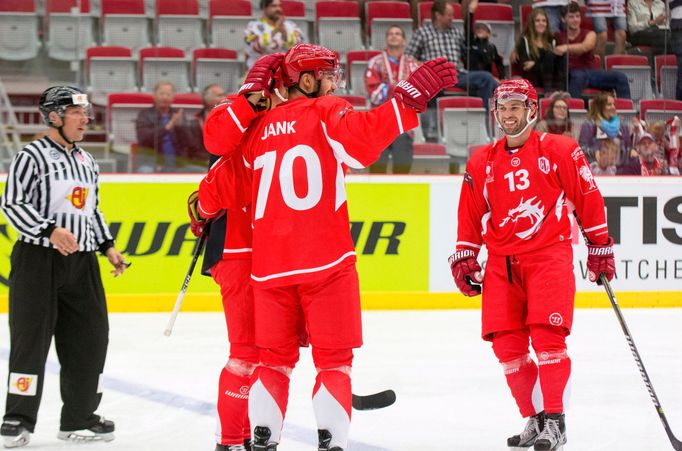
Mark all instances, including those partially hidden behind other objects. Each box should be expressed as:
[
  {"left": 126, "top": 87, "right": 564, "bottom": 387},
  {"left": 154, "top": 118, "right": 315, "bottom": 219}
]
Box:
[{"left": 1, "top": 308, "right": 681, "bottom": 451}]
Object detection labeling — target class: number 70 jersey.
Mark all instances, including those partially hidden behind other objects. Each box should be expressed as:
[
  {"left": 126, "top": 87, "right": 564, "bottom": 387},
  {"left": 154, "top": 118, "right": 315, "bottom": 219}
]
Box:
[{"left": 241, "top": 95, "right": 417, "bottom": 287}]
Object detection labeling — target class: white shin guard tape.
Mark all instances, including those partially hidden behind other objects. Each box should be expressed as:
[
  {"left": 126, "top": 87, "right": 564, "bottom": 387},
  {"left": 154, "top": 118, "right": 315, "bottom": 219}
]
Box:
[
  {"left": 225, "top": 359, "right": 257, "bottom": 377},
  {"left": 248, "top": 378, "right": 284, "bottom": 443},
  {"left": 312, "top": 382, "right": 350, "bottom": 450}
]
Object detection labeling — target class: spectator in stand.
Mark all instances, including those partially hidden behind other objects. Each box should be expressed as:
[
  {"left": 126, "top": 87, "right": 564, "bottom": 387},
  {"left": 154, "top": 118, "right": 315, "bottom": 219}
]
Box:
[
  {"left": 365, "top": 25, "right": 420, "bottom": 174},
  {"left": 244, "top": 0, "right": 304, "bottom": 70},
  {"left": 618, "top": 132, "right": 669, "bottom": 174},
  {"left": 590, "top": 138, "right": 619, "bottom": 174},
  {"left": 135, "top": 81, "right": 192, "bottom": 173},
  {"left": 465, "top": 21, "right": 506, "bottom": 79},
  {"left": 586, "top": 0, "right": 627, "bottom": 57},
  {"left": 185, "top": 84, "right": 226, "bottom": 169},
  {"left": 532, "top": 0, "right": 569, "bottom": 34},
  {"left": 535, "top": 91, "right": 579, "bottom": 140},
  {"left": 627, "top": 0, "right": 672, "bottom": 55},
  {"left": 406, "top": 0, "right": 498, "bottom": 138},
  {"left": 554, "top": 3, "right": 631, "bottom": 100},
  {"left": 513, "top": 8, "right": 565, "bottom": 92},
  {"left": 578, "top": 91, "right": 633, "bottom": 166}
]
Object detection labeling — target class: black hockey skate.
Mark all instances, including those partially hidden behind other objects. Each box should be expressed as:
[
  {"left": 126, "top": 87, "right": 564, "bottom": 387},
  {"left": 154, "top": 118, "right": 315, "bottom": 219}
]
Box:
[
  {"left": 318, "top": 429, "right": 343, "bottom": 451},
  {"left": 57, "top": 416, "right": 115, "bottom": 442},
  {"left": 508, "top": 411, "right": 545, "bottom": 449},
  {"left": 1, "top": 420, "right": 30, "bottom": 448},
  {"left": 252, "top": 426, "right": 277, "bottom": 450},
  {"left": 533, "top": 413, "right": 566, "bottom": 451}
]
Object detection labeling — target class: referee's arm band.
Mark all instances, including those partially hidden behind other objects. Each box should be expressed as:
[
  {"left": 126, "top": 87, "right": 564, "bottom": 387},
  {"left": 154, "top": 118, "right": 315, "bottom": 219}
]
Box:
[
  {"left": 40, "top": 223, "right": 57, "bottom": 239},
  {"left": 98, "top": 240, "right": 115, "bottom": 255}
]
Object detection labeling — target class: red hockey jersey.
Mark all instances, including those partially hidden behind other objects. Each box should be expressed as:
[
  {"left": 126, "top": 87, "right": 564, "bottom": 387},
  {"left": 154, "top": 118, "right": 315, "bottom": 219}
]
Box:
[
  {"left": 457, "top": 130, "right": 609, "bottom": 256},
  {"left": 199, "top": 95, "right": 259, "bottom": 260},
  {"left": 241, "top": 95, "right": 418, "bottom": 287}
]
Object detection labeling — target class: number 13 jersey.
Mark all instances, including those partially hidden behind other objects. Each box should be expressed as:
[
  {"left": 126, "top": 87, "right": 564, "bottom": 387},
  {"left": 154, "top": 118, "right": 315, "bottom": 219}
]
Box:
[
  {"left": 457, "top": 130, "right": 610, "bottom": 256},
  {"left": 242, "top": 95, "right": 417, "bottom": 287}
]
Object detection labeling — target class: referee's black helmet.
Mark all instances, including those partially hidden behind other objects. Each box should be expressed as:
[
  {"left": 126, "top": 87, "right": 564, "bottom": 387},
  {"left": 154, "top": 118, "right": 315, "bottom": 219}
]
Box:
[{"left": 39, "top": 86, "right": 92, "bottom": 126}]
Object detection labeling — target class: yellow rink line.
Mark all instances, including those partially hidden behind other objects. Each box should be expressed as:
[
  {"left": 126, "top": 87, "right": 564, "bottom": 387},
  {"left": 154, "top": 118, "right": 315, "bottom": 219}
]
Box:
[{"left": 1, "top": 291, "right": 681, "bottom": 313}]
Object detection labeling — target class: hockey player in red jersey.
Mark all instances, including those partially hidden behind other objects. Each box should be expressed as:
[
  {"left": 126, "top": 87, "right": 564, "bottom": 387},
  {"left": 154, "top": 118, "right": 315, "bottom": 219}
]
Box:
[
  {"left": 186, "top": 53, "right": 285, "bottom": 451},
  {"left": 449, "top": 79, "right": 616, "bottom": 451},
  {"left": 204, "top": 43, "right": 456, "bottom": 450}
]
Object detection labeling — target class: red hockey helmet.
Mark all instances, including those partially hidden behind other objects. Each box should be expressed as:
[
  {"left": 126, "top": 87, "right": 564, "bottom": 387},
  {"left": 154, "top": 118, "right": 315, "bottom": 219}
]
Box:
[
  {"left": 281, "top": 44, "right": 341, "bottom": 88},
  {"left": 491, "top": 78, "right": 538, "bottom": 110}
]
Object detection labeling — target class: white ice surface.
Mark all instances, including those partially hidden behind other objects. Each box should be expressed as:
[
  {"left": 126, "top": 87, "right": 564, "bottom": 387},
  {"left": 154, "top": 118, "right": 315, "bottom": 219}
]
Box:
[{"left": 1, "top": 309, "right": 681, "bottom": 451}]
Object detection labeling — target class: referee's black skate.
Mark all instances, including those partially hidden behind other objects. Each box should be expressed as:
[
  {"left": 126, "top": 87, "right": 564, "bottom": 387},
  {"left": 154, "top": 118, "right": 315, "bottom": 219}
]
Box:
[
  {"left": 318, "top": 429, "right": 343, "bottom": 451},
  {"left": 533, "top": 413, "right": 566, "bottom": 451},
  {"left": 1, "top": 420, "right": 30, "bottom": 448},
  {"left": 252, "top": 426, "right": 277, "bottom": 450},
  {"left": 57, "top": 416, "right": 115, "bottom": 442},
  {"left": 508, "top": 411, "right": 545, "bottom": 449}
]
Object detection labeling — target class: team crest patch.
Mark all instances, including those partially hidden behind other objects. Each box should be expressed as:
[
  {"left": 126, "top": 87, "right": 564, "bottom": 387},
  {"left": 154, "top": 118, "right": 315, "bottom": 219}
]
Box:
[
  {"left": 511, "top": 157, "right": 521, "bottom": 167},
  {"left": 49, "top": 149, "right": 61, "bottom": 160},
  {"left": 538, "top": 156, "right": 550, "bottom": 174},
  {"left": 549, "top": 312, "right": 564, "bottom": 326},
  {"left": 9, "top": 372, "right": 38, "bottom": 396},
  {"left": 485, "top": 162, "right": 494, "bottom": 183},
  {"left": 66, "top": 186, "right": 89, "bottom": 210}
]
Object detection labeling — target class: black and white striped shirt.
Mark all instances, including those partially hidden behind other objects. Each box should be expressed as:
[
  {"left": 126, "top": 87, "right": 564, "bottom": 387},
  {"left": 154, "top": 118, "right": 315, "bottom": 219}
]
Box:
[
  {"left": 0, "top": 137, "right": 113, "bottom": 252},
  {"left": 405, "top": 22, "right": 466, "bottom": 72}
]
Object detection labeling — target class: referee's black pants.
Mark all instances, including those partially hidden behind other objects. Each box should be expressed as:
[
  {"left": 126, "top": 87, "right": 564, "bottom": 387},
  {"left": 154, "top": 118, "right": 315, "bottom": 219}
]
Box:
[{"left": 4, "top": 242, "right": 109, "bottom": 432}]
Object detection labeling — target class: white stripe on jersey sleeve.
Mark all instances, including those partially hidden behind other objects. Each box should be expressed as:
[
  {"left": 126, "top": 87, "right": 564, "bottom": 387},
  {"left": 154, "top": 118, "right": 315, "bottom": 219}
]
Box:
[
  {"left": 391, "top": 98, "right": 405, "bottom": 135},
  {"left": 320, "top": 121, "right": 364, "bottom": 169},
  {"left": 227, "top": 106, "right": 247, "bottom": 133}
]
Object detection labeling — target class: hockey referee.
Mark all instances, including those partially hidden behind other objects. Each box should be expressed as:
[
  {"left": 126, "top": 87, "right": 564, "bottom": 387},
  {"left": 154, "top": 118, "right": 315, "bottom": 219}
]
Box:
[{"left": 0, "top": 86, "right": 128, "bottom": 448}]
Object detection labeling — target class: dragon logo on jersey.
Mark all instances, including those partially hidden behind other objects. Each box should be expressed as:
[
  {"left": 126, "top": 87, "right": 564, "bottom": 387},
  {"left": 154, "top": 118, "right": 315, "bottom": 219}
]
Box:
[
  {"left": 499, "top": 196, "right": 545, "bottom": 240},
  {"left": 66, "top": 186, "right": 89, "bottom": 210}
]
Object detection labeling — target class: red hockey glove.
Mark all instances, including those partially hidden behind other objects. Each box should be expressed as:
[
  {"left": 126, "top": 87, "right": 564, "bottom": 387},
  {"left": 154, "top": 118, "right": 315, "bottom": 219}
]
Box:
[
  {"left": 449, "top": 249, "right": 483, "bottom": 297},
  {"left": 238, "top": 53, "right": 284, "bottom": 98},
  {"left": 394, "top": 57, "right": 457, "bottom": 113},
  {"left": 586, "top": 236, "right": 615, "bottom": 285},
  {"left": 187, "top": 191, "right": 206, "bottom": 238}
]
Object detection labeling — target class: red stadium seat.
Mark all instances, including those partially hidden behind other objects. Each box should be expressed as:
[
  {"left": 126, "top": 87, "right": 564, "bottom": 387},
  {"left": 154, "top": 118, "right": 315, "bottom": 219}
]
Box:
[
  {"left": 655, "top": 54, "right": 677, "bottom": 99},
  {"left": 0, "top": 0, "right": 39, "bottom": 60},
  {"left": 604, "top": 55, "right": 653, "bottom": 102},
  {"left": 282, "top": 0, "right": 304, "bottom": 17},
  {"left": 107, "top": 92, "right": 154, "bottom": 170},
  {"left": 139, "top": 46, "right": 190, "bottom": 92},
  {"left": 46, "top": 0, "right": 94, "bottom": 60},
  {"left": 316, "top": 1, "right": 363, "bottom": 57},
  {"left": 640, "top": 99, "right": 682, "bottom": 123},
  {"left": 437, "top": 97, "right": 490, "bottom": 159},
  {"left": 86, "top": 46, "right": 137, "bottom": 93},
  {"left": 192, "top": 47, "right": 242, "bottom": 93},
  {"left": 366, "top": 1, "right": 412, "bottom": 50},
  {"left": 156, "top": 0, "right": 202, "bottom": 52},
  {"left": 519, "top": 4, "right": 532, "bottom": 31},
  {"left": 209, "top": 0, "right": 252, "bottom": 55},
  {"left": 346, "top": 49, "right": 381, "bottom": 97},
  {"left": 101, "top": 0, "right": 149, "bottom": 54},
  {"left": 46, "top": 0, "right": 90, "bottom": 13}
]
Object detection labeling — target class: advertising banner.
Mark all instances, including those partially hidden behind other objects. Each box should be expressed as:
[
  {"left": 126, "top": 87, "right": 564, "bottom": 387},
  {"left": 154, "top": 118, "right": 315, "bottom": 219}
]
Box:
[{"left": 0, "top": 175, "right": 680, "bottom": 310}]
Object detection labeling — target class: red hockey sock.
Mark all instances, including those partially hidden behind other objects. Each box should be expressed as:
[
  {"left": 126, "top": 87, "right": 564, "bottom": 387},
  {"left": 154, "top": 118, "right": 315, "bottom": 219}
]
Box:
[
  {"left": 492, "top": 330, "right": 542, "bottom": 417},
  {"left": 217, "top": 367, "right": 250, "bottom": 445},
  {"left": 311, "top": 348, "right": 353, "bottom": 449},
  {"left": 531, "top": 325, "right": 571, "bottom": 413},
  {"left": 248, "top": 366, "right": 291, "bottom": 443}
]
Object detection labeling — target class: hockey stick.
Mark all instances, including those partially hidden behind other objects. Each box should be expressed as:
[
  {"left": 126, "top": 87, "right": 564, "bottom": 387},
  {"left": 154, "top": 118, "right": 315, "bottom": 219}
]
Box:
[
  {"left": 352, "top": 390, "right": 396, "bottom": 411},
  {"left": 597, "top": 275, "right": 681, "bottom": 450},
  {"left": 577, "top": 220, "right": 682, "bottom": 450},
  {"left": 164, "top": 233, "right": 208, "bottom": 336}
]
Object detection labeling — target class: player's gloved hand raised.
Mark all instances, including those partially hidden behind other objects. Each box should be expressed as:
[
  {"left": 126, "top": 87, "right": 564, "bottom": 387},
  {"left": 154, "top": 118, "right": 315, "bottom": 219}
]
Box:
[
  {"left": 586, "top": 236, "right": 615, "bottom": 285},
  {"left": 238, "top": 53, "right": 284, "bottom": 98},
  {"left": 394, "top": 57, "right": 458, "bottom": 113},
  {"left": 449, "top": 249, "right": 483, "bottom": 297},
  {"left": 187, "top": 191, "right": 206, "bottom": 238}
]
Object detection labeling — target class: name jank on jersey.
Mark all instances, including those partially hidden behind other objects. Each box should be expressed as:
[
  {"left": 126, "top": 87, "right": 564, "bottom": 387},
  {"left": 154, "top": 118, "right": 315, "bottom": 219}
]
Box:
[{"left": 261, "top": 121, "right": 296, "bottom": 140}]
